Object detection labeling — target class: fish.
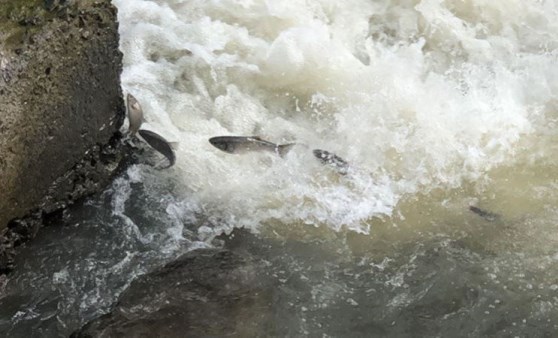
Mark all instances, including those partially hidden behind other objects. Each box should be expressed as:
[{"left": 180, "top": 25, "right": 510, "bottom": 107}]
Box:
[
  {"left": 209, "top": 136, "right": 296, "bottom": 157},
  {"left": 469, "top": 206, "right": 500, "bottom": 222},
  {"left": 312, "top": 149, "right": 349, "bottom": 175},
  {"left": 126, "top": 93, "right": 144, "bottom": 136},
  {"left": 138, "top": 129, "right": 176, "bottom": 168}
]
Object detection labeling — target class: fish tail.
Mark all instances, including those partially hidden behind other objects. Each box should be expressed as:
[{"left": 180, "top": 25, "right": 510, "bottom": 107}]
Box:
[{"left": 277, "top": 143, "right": 296, "bottom": 158}]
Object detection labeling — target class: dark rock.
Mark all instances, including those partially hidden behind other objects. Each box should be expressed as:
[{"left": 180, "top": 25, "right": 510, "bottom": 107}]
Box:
[
  {"left": 0, "top": 236, "right": 16, "bottom": 274},
  {"left": 73, "top": 249, "right": 275, "bottom": 338},
  {"left": 0, "top": 0, "right": 128, "bottom": 271}
]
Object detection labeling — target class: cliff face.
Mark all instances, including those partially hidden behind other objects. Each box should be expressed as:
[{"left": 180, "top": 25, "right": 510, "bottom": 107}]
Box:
[{"left": 0, "top": 0, "right": 127, "bottom": 269}]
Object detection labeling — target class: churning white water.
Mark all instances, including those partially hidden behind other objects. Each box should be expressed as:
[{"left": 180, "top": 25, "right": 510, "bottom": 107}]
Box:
[
  {"left": 114, "top": 0, "right": 558, "bottom": 236},
  {"left": 110, "top": 2, "right": 558, "bottom": 334},
  {"left": 2, "top": 1, "right": 558, "bottom": 336}
]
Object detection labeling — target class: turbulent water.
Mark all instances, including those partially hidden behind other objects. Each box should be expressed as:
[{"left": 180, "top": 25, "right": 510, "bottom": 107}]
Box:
[
  {"left": 2, "top": 0, "right": 558, "bottom": 336},
  {"left": 114, "top": 0, "right": 558, "bottom": 233}
]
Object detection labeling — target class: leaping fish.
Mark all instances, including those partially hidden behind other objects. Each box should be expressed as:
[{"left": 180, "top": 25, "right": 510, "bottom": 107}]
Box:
[
  {"left": 312, "top": 149, "right": 349, "bottom": 175},
  {"left": 209, "top": 136, "right": 296, "bottom": 158},
  {"left": 138, "top": 129, "right": 176, "bottom": 169},
  {"left": 126, "top": 93, "right": 144, "bottom": 137}
]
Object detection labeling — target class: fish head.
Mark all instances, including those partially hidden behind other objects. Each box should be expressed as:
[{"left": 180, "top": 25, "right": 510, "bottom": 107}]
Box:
[
  {"left": 126, "top": 93, "right": 144, "bottom": 135},
  {"left": 127, "top": 93, "right": 141, "bottom": 113},
  {"left": 209, "top": 137, "right": 234, "bottom": 153}
]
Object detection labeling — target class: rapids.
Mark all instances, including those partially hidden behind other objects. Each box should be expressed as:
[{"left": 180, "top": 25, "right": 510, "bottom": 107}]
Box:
[
  {"left": 114, "top": 0, "right": 558, "bottom": 234},
  {"left": 1, "top": 0, "right": 558, "bottom": 336}
]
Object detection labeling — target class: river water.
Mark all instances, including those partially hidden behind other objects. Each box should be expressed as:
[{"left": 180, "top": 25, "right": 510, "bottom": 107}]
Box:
[{"left": 2, "top": 0, "right": 558, "bottom": 336}]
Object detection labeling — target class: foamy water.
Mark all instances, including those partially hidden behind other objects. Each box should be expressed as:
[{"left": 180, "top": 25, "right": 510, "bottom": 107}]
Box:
[
  {"left": 2, "top": 1, "right": 558, "bottom": 336},
  {"left": 114, "top": 0, "right": 558, "bottom": 236},
  {"left": 109, "top": 5, "right": 558, "bottom": 332}
]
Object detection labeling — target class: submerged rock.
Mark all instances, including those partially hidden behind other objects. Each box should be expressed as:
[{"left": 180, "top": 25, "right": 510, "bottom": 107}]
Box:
[
  {"left": 0, "top": 0, "right": 128, "bottom": 270},
  {"left": 73, "top": 249, "right": 274, "bottom": 337}
]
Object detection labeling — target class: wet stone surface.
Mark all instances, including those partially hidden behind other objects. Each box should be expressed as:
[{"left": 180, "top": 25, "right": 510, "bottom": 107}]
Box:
[
  {"left": 73, "top": 248, "right": 275, "bottom": 338},
  {"left": 0, "top": 0, "right": 128, "bottom": 272}
]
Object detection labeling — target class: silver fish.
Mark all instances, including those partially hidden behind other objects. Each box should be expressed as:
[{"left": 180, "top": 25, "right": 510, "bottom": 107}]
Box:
[
  {"left": 126, "top": 93, "right": 144, "bottom": 136},
  {"left": 209, "top": 136, "right": 296, "bottom": 157},
  {"left": 138, "top": 129, "right": 176, "bottom": 168},
  {"left": 312, "top": 149, "right": 349, "bottom": 175}
]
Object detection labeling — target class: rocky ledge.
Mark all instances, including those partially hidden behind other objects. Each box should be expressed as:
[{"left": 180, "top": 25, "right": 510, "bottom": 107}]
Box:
[
  {"left": 72, "top": 248, "right": 275, "bottom": 337},
  {"left": 0, "top": 0, "right": 129, "bottom": 272}
]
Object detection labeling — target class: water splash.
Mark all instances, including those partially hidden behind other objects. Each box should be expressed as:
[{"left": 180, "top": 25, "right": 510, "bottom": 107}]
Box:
[{"left": 112, "top": 0, "right": 558, "bottom": 235}]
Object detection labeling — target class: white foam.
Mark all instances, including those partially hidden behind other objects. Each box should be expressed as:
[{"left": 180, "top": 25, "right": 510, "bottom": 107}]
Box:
[{"left": 113, "top": 0, "right": 558, "bottom": 235}]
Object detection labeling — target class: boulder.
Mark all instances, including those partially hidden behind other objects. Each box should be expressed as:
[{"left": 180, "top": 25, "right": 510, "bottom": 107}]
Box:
[
  {"left": 72, "top": 249, "right": 274, "bottom": 337},
  {"left": 0, "top": 0, "right": 127, "bottom": 270}
]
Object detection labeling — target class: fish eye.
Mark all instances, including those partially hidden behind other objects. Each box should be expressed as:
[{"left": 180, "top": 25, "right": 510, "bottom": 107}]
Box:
[{"left": 213, "top": 141, "right": 227, "bottom": 150}]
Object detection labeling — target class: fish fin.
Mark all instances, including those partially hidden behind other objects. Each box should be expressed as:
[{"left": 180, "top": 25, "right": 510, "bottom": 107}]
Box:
[
  {"left": 277, "top": 143, "right": 297, "bottom": 158},
  {"left": 169, "top": 141, "right": 179, "bottom": 150},
  {"left": 154, "top": 158, "right": 174, "bottom": 170}
]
